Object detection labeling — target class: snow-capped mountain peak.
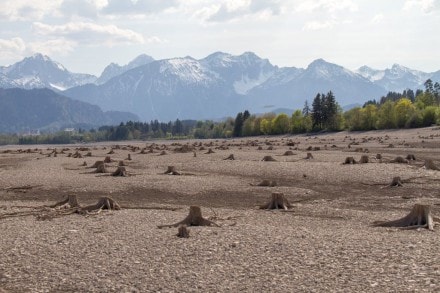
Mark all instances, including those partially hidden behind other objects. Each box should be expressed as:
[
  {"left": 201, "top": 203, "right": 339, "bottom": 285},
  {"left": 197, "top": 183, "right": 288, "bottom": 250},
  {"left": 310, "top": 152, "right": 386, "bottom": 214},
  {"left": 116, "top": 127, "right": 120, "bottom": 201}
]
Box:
[{"left": 96, "top": 54, "right": 154, "bottom": 84}]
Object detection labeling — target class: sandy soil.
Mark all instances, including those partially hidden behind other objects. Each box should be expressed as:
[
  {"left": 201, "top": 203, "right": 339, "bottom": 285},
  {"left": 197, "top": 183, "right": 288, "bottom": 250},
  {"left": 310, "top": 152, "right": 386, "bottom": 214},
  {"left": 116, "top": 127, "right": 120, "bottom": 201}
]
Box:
[{"left": 1, "top": 126, "right": 440, "bottom": 292}]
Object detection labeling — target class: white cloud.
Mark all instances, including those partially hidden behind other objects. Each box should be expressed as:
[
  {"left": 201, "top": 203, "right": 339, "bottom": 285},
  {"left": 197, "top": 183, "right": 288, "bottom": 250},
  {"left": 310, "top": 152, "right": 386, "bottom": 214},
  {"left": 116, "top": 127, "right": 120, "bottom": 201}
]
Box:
[
  {"left": 403, "top": 0, "right": 440, "bottom": 13},
  {"left": 32, "top": 22, "right": 147, "bottom": 45},
  {"left": 101, "top": 0, "right": 180, "bottom": 16},
  {"left": 0, "top": 37, "right": 26, "bottom": 52},
  {"left": 0, "top": 0, "right": 62, "bottom": 21},
  {"left": 371, "top": 13, "right": 384, "bottom": 24},
  {"left": 294, "top": 0, "right": 358, "bottom": 13},
  {"left": 28, "top": 39, "right": 77, "bottom": 56},
  {"left": 302, "top": 20, "right": 335, "bottom": 30}
]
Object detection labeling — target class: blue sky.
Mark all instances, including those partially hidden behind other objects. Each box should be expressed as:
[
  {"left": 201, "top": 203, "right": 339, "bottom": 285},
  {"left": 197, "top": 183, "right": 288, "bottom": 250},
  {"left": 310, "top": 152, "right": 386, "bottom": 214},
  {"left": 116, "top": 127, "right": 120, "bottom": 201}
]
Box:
[{"left": 0, "top": 0, "right": 439, "bottom": 75}]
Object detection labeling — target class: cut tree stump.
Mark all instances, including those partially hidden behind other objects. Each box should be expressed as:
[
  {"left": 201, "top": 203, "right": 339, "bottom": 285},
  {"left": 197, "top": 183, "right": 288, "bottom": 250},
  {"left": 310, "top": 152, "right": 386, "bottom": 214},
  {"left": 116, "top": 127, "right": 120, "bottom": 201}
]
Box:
[
  {"left": 112, "top": 166, "right": 127, "bottom": 177},
  {"left": 94, "top": 163, "right": 107, "bottom": 173},
  {"left": 252, "top": 179, "right": 277, "bottom": 187},
  {"left": 374, "top": 204, "right": 434, "bottom": 230},
  {"left": 283, "top": 150, "right": 295, "bottom": 156},
  {"left": 164, "top": 166, "right": 180, "bottom": 175},
  {"left": 359, "top": 155, "right": 369, "bottom": 164},
  {"left": 224, "top": 154, "right": 235, "bottom": 160},
  {"left": 260, "top": 192, "right": 292, "bottom": 210},
  {"left": 50, "top": 194, "right": 79, "bottom": 209},
  {"left": 104, "top": 156, "right": 112, "bottom": 163},
  {"left": 158, "top": 206, "right": 219, "bottom": 228},
  {"left": 177, "top": 225, "right": 190, "bottom": 238},
  {"left": 126, "top": 154, "right": 132, "bottom": 161},
  {"left": 305, "top": 153, "right": 313, "bottom": 159},
  {"left": 343, "top": 156, "right": 357, "bottom": 164},
  {"left": 423, "top": 159, "right": 440, "bottom": 171},
  {"left": 262, "top": 156, "right": 276, "bottom": 162},
  {"left": 90, "top": 160, "right": 104, "bottom": 168},
  {"left": 390, "top": 156, "right": 408, "bottom": 164},
  {"left": 389, "top": 176, "right": 403, "bottom": 187},
  {"left": 81, "top": 197, "right": 121, "bottom": 213},
  {"left": 205, "top": 148, "right": 215, "bottom": 154},
  {"left": 406, "top": 154, "right": 416, "bottom": 161}
]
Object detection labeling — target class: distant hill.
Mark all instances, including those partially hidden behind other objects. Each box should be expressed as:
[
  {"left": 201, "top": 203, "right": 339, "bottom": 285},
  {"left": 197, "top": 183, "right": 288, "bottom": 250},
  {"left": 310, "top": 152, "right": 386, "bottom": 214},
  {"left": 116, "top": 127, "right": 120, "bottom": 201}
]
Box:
[{"left": 0, "top": 88, "right": 138, "bottom": 133}]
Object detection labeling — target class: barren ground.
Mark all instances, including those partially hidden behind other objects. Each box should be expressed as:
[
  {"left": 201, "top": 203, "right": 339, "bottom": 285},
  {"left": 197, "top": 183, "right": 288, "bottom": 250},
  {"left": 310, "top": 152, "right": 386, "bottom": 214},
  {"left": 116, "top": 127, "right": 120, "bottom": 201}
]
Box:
[{"left": 1, "top": 127, "right": 440, "bottom": 292}]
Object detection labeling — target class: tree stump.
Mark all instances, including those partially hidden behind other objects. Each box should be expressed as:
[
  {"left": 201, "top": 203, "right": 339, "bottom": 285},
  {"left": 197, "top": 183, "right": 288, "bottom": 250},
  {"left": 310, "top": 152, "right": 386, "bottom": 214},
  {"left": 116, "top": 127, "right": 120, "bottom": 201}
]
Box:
[
  {"left": 177, "top": 225, "right": 190, "bottom": 238},
  {"left": 343, "top": 156, "right": 357, "bottom": 164},
  {"left": 104, "top": 156, "right": 112, "bottom": 163},
  {"left": 224, "top": 154, "right": 235, "bottom": 160},
  {"left": 389, "top": 176, "right": 403, "bottom": 187},
  {"left": 376, "top": 154, "right": 382, "bottom": 160},
  {"left": 159, "top": 150, "right": 167, "bottom": 156},
  {"left": 164, "top": 166, "right": 180, "bottom": 175},
  {"left": 390, "top": 156, "right": 408, "bottom": 164},
  {"left": 94, "top": 163, "right": 107, "bottom": 173},
  {"left": 81, "top": 161, "right": 87, "bottom": 166},
  {"left": 374, "top": 204, "right": 434, "bottom": 230},
  {"left": 112, "top": 166, "right": 127, "bottom": 177},
  {"left": 260, "top": 192, "right": 292, "bottom": 210},
  {"left": 158, "top": 206, "right": 219, "bottom": 228},
  {"left": 257, "top": 146, "right": 263, "bottom": 150},
  {"left": 126, "top": 154, "right": 132, "bottom": 161},
  {"left": 107, "top": 149, "right": 115, "bottom": 154},
  {"left": 406, "top": 154, "right": 416, "bottom": 161},
  {"left": 90, "top": 160, "right": 104, "bottom": 168},
  {"left": 423, "top": 159, "right": 439, "bottom": 171},
  {"left": 359, "top": 155, "right": 369, "bottom": 164},
  {"left": 252, "top": 179, "right": 277, "bottom": 187},
  {"left": 283, "top": 150, "right": 295, "bottom": 156},
  {"left": 81, "top": 197, "right": 121, "bottom": 213},
  {"left": 262, "top": 156, "right": 276, "bottom": 162},
  {"left": 50, "top": 194, "right": 79, "bottom": 209},
  {"left": 85, "top": 152, "right": 92, "bottom": 157},
  {"left": 205, "top": 148, "right": 215, "bottom": 154}
]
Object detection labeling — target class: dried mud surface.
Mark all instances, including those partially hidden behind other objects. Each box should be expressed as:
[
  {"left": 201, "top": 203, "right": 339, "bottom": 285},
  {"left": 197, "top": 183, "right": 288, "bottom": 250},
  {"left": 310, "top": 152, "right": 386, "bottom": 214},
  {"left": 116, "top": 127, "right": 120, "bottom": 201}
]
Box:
[{"left": 1, "top": 127, "right": 440, "bottom": 292}]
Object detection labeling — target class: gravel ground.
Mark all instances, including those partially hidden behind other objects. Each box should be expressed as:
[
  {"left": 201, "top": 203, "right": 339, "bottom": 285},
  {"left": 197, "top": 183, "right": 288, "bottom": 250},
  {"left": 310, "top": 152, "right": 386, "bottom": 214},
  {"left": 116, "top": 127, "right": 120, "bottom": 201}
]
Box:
[{"left": 1, "top": 126, "right": 440, "bottom": 292}]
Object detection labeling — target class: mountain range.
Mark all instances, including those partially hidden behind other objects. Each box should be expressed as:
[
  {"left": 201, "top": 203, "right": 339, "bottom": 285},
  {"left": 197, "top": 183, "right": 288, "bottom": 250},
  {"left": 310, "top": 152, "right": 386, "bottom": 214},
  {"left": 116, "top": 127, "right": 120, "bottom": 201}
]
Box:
[
  {"left": 1, "top": 52, "right": 439, "bottom": 124},
  {"left": 0, "top": 88, "right": 138, "bottom": 133}
]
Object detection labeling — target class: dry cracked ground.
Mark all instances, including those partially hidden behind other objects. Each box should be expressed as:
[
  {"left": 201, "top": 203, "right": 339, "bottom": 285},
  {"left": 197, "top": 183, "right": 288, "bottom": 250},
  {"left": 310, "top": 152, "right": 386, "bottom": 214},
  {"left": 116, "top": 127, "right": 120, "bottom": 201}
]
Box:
[{"left": 1, "top": 126, "right": 440, "bottom": 292}]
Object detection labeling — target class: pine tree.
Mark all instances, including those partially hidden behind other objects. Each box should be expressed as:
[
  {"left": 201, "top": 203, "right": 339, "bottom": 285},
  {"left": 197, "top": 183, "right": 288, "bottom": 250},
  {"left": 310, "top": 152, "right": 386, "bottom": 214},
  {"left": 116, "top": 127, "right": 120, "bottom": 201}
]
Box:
[
  {"left": 311, "top": 93, "right": 323, "bottom": 129},
  {"left": 302, "top": 100, "right": 311, "bottom": 116},
  {"left": 233, "top": 112, "right": 244, "bottom": 137}
]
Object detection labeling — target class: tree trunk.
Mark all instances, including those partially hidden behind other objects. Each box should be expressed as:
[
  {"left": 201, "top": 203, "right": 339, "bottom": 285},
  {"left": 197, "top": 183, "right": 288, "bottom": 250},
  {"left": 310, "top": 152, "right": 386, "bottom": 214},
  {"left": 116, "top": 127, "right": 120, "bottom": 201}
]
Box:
[
  {"left": 260, "top": 192, "right": 292, "bottom": 210},
  {"left": 158, "top": 206, "right": 218, "bottom": 228},
  {"left": 374, "top": 204, "right": 434, "bottom": 230}
]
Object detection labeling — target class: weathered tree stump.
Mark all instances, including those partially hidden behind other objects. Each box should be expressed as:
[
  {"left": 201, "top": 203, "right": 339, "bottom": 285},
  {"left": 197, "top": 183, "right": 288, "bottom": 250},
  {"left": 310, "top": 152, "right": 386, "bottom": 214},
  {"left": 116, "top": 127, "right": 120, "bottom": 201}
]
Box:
[
  {"left": 253, "top": 179, "right": 277, "bottom": 187},
  {"left": 376, "top": 154, "right": 382, "bottom": 160},
  {"left": 374, "top": 204, "right": 434, "bottom": 230},
  {"left": 94, "top": 163, "right": 107, "bottom": 173},
  {"left": 85, "top": 152, "right": 92, "bottom": 157},
  {"left": 104, "top": 156, "right": 112, "bottom": 163},
  {"left": 406, "top": 154, "right": 416, "bottom": 161},
  {"left": 205, "top": 148, "right": 215, "bottom": 154},
  {"left": 389, "top": 176, "right": 403, "bottom": 187},
  {"left": 343, "top": 156, "right": 357, "bottom": 164},
  {"left": 107, "top": 149, "right": 115, "bottom": 154},
  {"left": 158, "top": 206, "right": 219, "bottom": 228},
  {"left": 305, "top": 153, "right": 314, "bottom": 159},
  {"left": 177, "top": 225, "right": 190, "bottom": 238},
  {"left": 159, "top": 150, "right": 167, "bottom": 156},
  {"left": 81, "top": 197, "right": 121, "bottom": 213},
  {"left": 390, "top": 156, "right": 408, "bottom": 164},
  {"left": 224, "top": 154, "right": 235, "bottom": 160},
  {"left": 81, "top": 161, "right": 87, "bottom": 166},
  {"left": 90, "top": 160, "right": 104, "bottom": 168},
  {"left": 423, "top": 159, "right": 439, "bottom": 171},
  {"left": 50, "top": 194, "right": 79, "bottom": 209},
  {"left": 164, "top": 166, "right": 180, "bottom": 175},
  {"left": 257, "top": 146, "right": 263, "bottom": 150},
  {"left": 262, "top": 156, "right": 276, "bottom": 162},
  {"left": 260, "top": 192, "right": 292, "bottom": 210},
  {"left": 112, "top": 166, "right": 127, "bottom": 177},
  {"left": 126, "top": 154, "right": 132, "bottom": 161},
  {"left": 283, "top": 150, "right": 295, "bottom": 156},
  {"left": 359, "top": 155, "right": 369, "bottom": 164}
]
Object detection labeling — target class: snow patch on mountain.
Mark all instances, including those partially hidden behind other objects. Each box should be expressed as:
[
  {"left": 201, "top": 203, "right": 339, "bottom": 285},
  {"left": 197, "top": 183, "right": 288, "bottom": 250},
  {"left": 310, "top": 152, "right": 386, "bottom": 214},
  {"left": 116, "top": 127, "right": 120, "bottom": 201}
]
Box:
[{"left": 233, "top": 72, "right": 272, "bottom": 94}]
